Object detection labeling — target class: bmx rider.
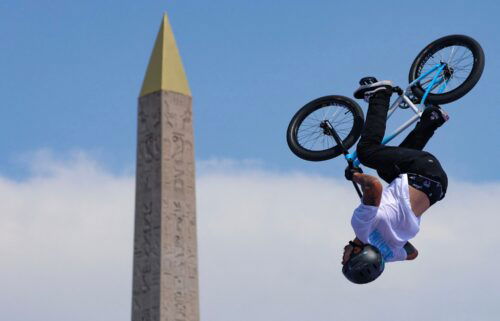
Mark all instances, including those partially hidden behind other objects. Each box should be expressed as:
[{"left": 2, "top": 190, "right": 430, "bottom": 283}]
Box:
[{"left": 341, "top": 77, "right": 449, "bottom": 284}]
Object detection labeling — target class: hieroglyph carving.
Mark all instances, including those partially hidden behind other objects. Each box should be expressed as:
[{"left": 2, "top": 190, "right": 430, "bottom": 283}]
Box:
[
  {"left": 160, "top": 91, "right": 198, "bottom": 321},
  {"left": 132, "top": 92, "right": 163, "bottom": 321},
  {"left": 132, "top": 91, "right": 199, "bottom": 321}
]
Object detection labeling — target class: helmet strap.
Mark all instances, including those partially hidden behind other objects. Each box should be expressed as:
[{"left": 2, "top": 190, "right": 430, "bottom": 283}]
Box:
[{"left": 349, "top": 240, "right": 364, "bottom": 249}]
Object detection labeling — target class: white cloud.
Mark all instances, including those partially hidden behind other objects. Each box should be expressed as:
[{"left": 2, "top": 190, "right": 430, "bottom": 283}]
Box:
[
  {"left": 0, "top": 151, "right": 134, "bottom": 321},
  {"left": 1, "top": 154, "right": 499, "bottom": 321}
]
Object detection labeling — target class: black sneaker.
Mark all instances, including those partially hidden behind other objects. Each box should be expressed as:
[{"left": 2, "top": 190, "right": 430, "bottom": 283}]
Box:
[
  {"left": 354, "top": 77, "right": 393, "bottom": 102},
  {"left": 421, "top": 105, "right": 449, "bottom": 128}
]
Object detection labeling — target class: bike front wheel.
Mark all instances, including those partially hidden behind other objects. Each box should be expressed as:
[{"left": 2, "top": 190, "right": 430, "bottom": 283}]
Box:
[
  {"left": 286, "top": 95, "right": 364, "bottom": 161},
  {"left": 408, "top": 34, "right": 485, "bottom": 105}
]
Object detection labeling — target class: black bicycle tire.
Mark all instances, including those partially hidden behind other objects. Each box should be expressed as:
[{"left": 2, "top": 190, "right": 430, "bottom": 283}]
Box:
[
  {"left": 409, "top": 34, "right": 485, "bottom": 105},
  {"left": 286, "top": 95, "right": 364, "bottom": 162}
]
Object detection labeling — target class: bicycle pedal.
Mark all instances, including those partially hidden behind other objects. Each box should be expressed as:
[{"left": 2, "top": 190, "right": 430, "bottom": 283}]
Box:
[
  {"left": 398, "top": 101, "right": 410, "bottom": 109},
  {"left": 398, "top": 91, "right": 421, "bottom": 109},
  {"left": 392, "top": 86, "right": 404, "bottom": 95}
]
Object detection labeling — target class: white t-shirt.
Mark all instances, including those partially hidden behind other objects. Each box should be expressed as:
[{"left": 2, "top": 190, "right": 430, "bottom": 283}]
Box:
[{"left": 351, "top": 174, "right": 420, "bottom": 262}]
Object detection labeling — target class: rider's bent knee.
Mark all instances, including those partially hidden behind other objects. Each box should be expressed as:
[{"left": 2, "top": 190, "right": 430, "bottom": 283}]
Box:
[{"left": 356, "top": 142, "right": 372, "bottom": 166}]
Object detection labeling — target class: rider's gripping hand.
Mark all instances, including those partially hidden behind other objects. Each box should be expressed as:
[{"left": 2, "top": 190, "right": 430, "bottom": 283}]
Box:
[{"left": 345, "top": 166, "right": 363, "bottom": 181}]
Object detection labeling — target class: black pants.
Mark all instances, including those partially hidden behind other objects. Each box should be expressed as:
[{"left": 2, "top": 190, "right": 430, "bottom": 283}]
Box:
[{"left": 356, "top": 92, "right": 448, "bottom": 204}]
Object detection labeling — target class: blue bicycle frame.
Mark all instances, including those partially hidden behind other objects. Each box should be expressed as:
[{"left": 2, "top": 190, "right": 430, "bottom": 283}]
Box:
[{"left": 345, "top": 63, "right": 449, "bottom": 167}]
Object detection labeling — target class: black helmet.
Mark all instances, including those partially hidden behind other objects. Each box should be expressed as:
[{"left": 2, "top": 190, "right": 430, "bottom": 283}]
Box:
[{"left": 342, "top": 242, "right": 385, "bottom": 284}]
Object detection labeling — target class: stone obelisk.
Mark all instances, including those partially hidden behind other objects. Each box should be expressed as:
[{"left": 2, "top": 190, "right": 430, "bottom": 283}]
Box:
[{"left": 132, "top": 13, "right": 199, "bottom": 321}]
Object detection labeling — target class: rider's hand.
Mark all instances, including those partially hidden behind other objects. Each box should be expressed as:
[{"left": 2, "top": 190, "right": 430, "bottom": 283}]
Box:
[{"left": 345, "top": 166, "right": 363, "bottom": 181}]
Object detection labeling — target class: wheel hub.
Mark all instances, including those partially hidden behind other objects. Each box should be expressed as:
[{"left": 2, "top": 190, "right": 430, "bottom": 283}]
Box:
[
  {"left": 320, "top": 121, "right": 332, "bottom": 136},
  {"left": 440, "top": 62, "right": 454, "bottom": 79}
]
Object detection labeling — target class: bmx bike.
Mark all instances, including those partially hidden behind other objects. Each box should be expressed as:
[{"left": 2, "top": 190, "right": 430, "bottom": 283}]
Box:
[
  {"left": 286, "top": 35, "right": 484, "bottom": 197},
  {"left": 287, "top": 34, "right": 484, "bottom": 166}
]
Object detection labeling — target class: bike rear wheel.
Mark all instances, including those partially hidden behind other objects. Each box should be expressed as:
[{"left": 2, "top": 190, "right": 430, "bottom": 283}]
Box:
[
  {"left": 286, "top": 95, "right": 364, "bottom": 161},
  {"left": 409, "top": 34, "right": 485, "bottom": 105}
]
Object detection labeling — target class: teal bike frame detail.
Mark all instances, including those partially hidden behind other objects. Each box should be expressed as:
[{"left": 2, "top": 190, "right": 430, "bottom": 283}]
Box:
[{"left": 345, "top": 63, "right": 449, "bottom": 167}]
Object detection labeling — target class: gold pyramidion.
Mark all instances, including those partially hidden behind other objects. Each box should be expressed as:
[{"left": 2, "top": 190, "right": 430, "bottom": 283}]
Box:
[{"left": 140, "top": 13, "right": 191, "bottom": 97}]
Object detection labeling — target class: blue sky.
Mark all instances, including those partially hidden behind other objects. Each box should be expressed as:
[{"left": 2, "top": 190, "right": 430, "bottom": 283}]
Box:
[{"left": 1, "top": 0, "right": 499, "bottom": 181}]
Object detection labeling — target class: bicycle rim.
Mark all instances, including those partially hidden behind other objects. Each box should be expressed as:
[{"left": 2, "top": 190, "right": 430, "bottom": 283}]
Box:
[{"left": 296, "top": 103, "right": 355, "bottom": 152}]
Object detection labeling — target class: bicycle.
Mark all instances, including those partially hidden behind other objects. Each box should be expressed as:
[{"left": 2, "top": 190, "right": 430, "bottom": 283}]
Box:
[{"left": 286, "top": 35, "right": 485, "bottom": 197}]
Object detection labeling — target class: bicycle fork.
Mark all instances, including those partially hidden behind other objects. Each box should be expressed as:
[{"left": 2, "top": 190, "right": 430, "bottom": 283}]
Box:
[{"left": 320, "top": 120, "right": 363, "bottom": 199}]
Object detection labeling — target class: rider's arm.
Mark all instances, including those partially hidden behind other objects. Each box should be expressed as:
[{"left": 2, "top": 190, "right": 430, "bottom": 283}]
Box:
[
  {"left": 404, "top": 241, "right": 419, "bottom": 260},
  {"left": 352, "top": 173, "right": 383, "bottom": 207}
]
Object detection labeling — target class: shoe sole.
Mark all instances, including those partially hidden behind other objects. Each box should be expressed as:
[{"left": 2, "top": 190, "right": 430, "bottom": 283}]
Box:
[{"left": 354, "top": 80, "right": 393, "bottom": 99}]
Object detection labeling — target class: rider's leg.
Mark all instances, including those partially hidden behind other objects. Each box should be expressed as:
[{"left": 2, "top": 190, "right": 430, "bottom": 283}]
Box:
[
  {"left": 356, "top": 83, "right": 448, "bottom": 203},
  {"left": 356, "top": 90, "right": 435, "bottom": 183},
  {"left": 356, "top": 90, "right": 392, "bottom": 151},
  {"left": 398, "top": 106, "right": 449, "bottom": 150}
]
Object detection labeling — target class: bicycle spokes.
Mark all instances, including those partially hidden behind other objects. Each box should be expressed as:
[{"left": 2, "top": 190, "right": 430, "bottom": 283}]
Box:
[
  {"left": 296, "top": 104, "right": 354, "bottom": 152},
  {"left": 417, "top": 46, "right": 475, "bottom": 95}
]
